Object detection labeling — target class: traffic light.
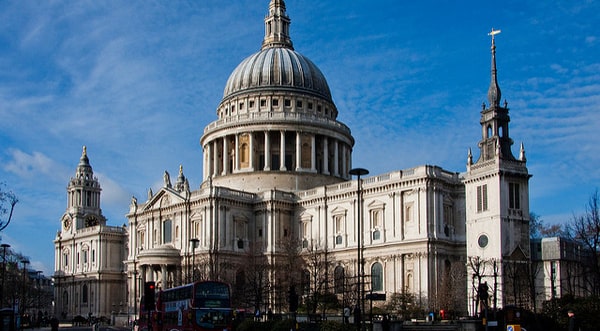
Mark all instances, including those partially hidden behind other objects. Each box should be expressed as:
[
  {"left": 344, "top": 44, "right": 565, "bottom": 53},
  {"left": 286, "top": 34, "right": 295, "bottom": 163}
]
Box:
[{"left": 144, "top": 281, "right": 156, "bottom": 310}]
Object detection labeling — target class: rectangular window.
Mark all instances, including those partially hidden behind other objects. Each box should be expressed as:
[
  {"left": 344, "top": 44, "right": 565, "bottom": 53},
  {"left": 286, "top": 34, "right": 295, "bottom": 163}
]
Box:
[
  {"left": 284, "top": 99, "right": 291, "bottom": 107},
  {"left": 249, "top": 100, "right": 255, "bottom": 108},
  {"left": 404, "top": 203, "right": 413, "bottom": 223},
  {"left": 509, "top": 182, "right": 520, "bottom": 209},
  {"left": 477, "top": 184, "right": 488, "bottom": 212},
  {"left": 334, "top": 215, "right": 342, "bottom": 233},
  {"left": 163, "top": 219, "right": 172, "bottom": 243},
  {"left": 272, "top": 99, "right": 279, "bottom": 107},
  {"left": 296, "top": 100, "right": 303, "bottom": 108},
  {"left": 371, "top": 210, "right": 382, "bottom": 228}
]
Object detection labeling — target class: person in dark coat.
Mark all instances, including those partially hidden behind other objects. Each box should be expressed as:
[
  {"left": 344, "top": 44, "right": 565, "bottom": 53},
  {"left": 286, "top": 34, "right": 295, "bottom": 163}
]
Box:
[
  {"left": 567, "top": 310, "right": 580, "bottom": 331},
  {"left": 50, "top": 316, "right": 59, "bottom": 331}
]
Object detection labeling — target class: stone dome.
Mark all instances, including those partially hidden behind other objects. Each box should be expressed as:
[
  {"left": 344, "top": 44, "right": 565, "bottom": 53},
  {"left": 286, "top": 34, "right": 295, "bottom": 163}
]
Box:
[{"left": 223, "top": 47, "right": 332, "bottom": 102}]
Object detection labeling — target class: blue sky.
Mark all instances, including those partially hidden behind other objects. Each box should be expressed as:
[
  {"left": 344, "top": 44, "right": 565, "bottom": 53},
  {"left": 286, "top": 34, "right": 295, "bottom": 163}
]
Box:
[{"left": 1, "top": 0, "right": 598, "bottom": 275}]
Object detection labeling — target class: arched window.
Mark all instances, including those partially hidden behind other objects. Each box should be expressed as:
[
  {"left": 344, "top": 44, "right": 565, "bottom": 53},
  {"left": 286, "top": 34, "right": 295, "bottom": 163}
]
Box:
[
  {"left": 62, "top": 291, "right": 68, "bottom": 306},
  {"left": 487, "top": 125, "right": 493, "bottom": 138},
  {"left": 235, "top": 270, "right": 246, "bottom": 296},
  {"left": 82, "top": 284, "right": 88, "bottom": 303},
  {"left": 301, "top": 269, "right": 310, "bottom": 295},
  {"left": 240, "top": 143, "right": 249, "bottom": 164},
  {"left": 334, "top": 266, "right": 345, "bottom": 294},
  {"left": 371, "top": 262, "right": 383, "bottom": 292}
]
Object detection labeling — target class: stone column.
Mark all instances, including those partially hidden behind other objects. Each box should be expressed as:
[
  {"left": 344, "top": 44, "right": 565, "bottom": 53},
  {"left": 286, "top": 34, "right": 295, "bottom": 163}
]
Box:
[
  {"left": 203, "top": 144, "right": 208, "bottom": 180},
  {"left": 323, "top": 136, "right": 329, "bottom": 175},
  {"left": 235, "top": 134, "right": 240, "bottom": 172},
  {"left": 264, "top": 131, "right": 271, "bottom": 171},
  {"left": 311, "top": 135, "right": 316, "bottom": 172},
  {"left": 213, "top": 140, "right": 219, "bottom": 177},
  {"left": 341, "top": 143, "right": 347, "bottom": 178},
  {"left": 249, "top": 132, "right": 255, "bottom": 170},
  {"left": 333, "top": 139, "right": 339, "bottom": 176},
  {"left": 222, "top": 136, "right": 229, "bottom": 175},
  {"left": 161, "top": 264, "right": 168, "bottom": 288},
  {"left": 280, "top": 130, "right": 286, "bottom": 171},
  {"left": 295, "top": 131, "right": 301, "bottom": 171}
]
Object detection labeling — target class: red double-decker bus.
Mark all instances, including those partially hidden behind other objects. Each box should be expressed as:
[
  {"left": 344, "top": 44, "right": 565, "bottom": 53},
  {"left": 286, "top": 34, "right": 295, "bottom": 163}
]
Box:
[{"left": 152, "top": 281, "right": 232, "bottom": 331}]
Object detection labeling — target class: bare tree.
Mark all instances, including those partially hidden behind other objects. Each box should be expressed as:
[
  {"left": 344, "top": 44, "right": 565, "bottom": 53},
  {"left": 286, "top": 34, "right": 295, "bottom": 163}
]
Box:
[
  {"left": 436, "top": 259, "right": 467, "bottom": 316},
  {"left": 277, "top": 236, "right": 303, "bottom": 312},
  {"left": 0, "top": 182, "right": 18, "bottom": 232},
  {"left": 302, "top": 241, "right": 336, "bottom": 315},
  {"left": 565, "top": 189, "right": 600, "bottom": 296},
  {"left": 233, "top": 243, "right": 270, "bottom": 313}
]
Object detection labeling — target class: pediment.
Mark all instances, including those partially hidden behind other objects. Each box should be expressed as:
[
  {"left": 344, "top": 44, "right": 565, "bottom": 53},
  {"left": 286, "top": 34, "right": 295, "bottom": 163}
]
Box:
[
  {"left": 506, "top": 245, "right": 527, "bottom": 261},
  {"left": 143, "top": 188, "right": 187, "bottom": 211},
  {"left": 299, "top": 212, "right": 313, "bottom": 222},
  {"left": 367, "top": 199, "right": 386, "bottom": 209},
  {"left": 331, "top": 206, "right": 347, "bottom": 216}
]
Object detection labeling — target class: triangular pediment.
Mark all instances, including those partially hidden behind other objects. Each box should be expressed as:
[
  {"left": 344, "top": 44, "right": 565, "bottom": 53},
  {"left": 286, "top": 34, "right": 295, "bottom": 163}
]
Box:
[
  {"left": 143, "top": 187, "right": 186, "bottom": 211},
  {"left": 506, "top": 245, "right": 528, "bottom": 261},
  {"left": 331, "top": 206, "right": 347, "bottom": 215},
  {"left": 299, "top": 212, "right": 313, "bottom": 222},
  {"left": 367, "top": 199, "right": 386, "bottom": 209}
]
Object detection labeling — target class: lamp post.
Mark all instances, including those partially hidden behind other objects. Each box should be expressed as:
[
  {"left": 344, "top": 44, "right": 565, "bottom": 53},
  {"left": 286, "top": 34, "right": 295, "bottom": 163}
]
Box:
[
  {"left": 349, "top": 167, "right": 369, "bottom": 331},
  {"left": 190, "top": 239, "right": 199, "bottom": 282},
  {"left": 21, "top": 259, "right": 29, "bottom": 331},
  {"left": 1, "top": 243, "right": 10, "bottom": 308},
  {"left": 36, "top": 271, "right": 42, "bottom": 319}
]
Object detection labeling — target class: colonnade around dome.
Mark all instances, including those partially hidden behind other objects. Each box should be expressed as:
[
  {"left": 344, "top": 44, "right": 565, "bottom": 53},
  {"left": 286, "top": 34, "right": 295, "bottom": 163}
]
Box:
[{"left": 202, "top": 128, "right": 353, "bottom": 186}]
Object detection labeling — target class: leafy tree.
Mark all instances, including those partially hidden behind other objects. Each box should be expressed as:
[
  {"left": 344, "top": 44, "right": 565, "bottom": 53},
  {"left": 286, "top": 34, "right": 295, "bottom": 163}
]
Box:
[{"left": 0, "top": 182, "right": 18, "bottom": 232}]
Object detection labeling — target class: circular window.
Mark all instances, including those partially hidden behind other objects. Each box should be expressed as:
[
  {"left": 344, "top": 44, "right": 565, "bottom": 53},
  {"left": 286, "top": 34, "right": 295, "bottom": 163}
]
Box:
[{"left": 478, "top": 234, "right": 489, "bottom": 248}]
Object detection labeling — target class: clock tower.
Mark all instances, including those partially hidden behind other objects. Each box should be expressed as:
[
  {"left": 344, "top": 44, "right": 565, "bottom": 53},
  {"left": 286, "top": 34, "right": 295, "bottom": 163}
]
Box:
[
  {"left": 54, "top": 146, "right": 126, "bottom": 319},
  {"left": 61, "top": 146, "right": 106, "bottom": 233},
  {"left": 464, "top": 30, "right": 531, "bottom": 314}
]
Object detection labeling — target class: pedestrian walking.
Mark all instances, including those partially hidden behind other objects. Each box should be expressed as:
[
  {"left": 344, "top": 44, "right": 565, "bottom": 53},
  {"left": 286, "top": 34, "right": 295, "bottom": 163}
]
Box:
[{"left": 567, "top": 310, "right": 580, "bottom": 331}]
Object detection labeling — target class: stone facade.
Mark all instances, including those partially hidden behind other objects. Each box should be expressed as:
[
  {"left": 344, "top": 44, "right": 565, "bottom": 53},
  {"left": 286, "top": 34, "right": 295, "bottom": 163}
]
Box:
[
  {"left": 123, "top": 0, "right": 531, "bottom": 317},
  {"left": 53, "top": 147, "right": 127, "bottom": 319}
]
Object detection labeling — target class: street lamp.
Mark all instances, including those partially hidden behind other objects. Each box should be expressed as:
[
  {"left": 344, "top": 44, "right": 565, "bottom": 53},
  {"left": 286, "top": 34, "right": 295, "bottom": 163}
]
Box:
[
  {"left": 349, "top": 167, "right": 369, "bottom": 331},
  {"left": 1, "top": 243, "right": 10, "bottom": 308},
  {"left": 21, "top": 258, "right": 29, "bottom": 330},
  {"left": 36, "top": 271, "right": 42, "bottom": 318},
  {"left": 190, "top": 239, "right": 199, "bottom": 282}
]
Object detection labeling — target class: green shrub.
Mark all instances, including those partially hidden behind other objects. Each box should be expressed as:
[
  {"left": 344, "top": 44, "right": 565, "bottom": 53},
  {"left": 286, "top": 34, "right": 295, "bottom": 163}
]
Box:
[{"left": 319, "top": 321, "right": 345, "bottom": 331}]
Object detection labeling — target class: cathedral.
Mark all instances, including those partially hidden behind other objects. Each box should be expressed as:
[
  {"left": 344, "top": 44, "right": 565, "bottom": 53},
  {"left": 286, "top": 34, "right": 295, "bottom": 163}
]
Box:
[{"left": 55, "top": 0, "right": 531, "bottom": 319}]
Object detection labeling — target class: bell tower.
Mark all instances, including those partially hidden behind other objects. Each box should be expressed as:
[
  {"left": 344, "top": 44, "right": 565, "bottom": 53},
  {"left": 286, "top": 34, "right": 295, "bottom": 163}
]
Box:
[
  {"left": 62, "top": 146, "right": 106, "bottom": 233},
  {"left": 464, "top": 29, "right": 531, "bottom": 314},
  {"left": 55, "top": 146, "right": 126, "bottom": 319}
]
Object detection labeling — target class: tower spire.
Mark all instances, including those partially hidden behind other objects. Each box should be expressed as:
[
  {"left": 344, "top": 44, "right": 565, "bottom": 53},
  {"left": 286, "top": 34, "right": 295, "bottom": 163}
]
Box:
[
  {"left": 487, "top": 28, "right": 501, "bottom": 107},
  {"left": 261, "top": 0, "right": 294, "bottom": 50},
  {"left": 76, "top": 145, "right": 93, "bottom": 178}
]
